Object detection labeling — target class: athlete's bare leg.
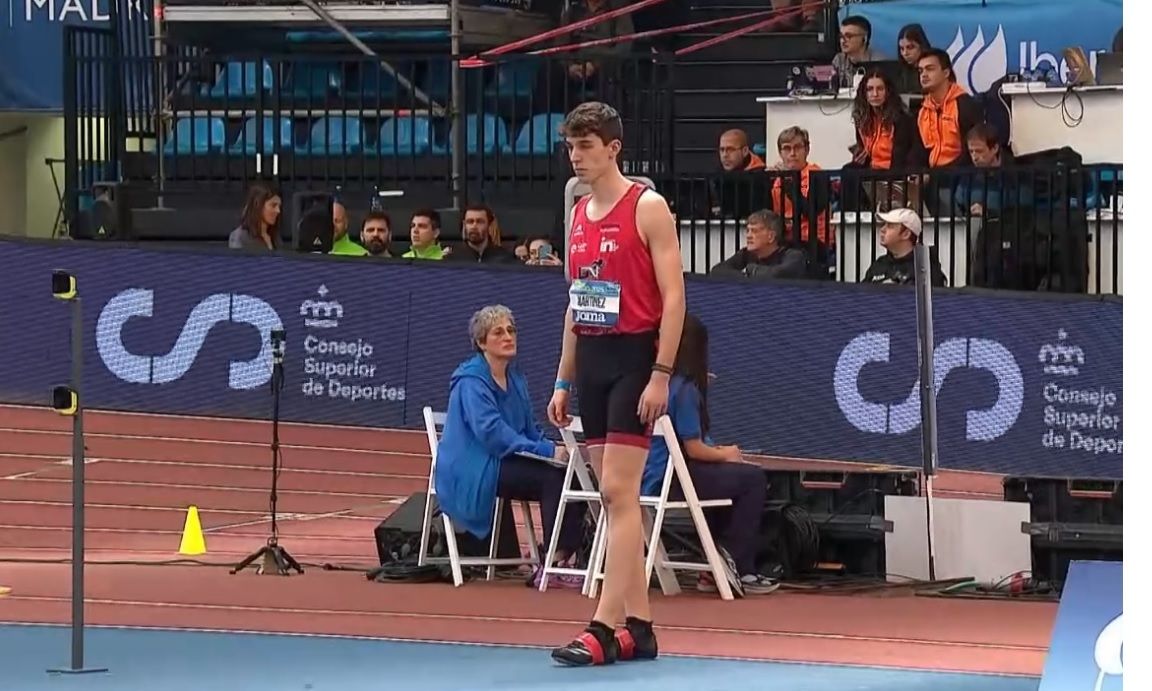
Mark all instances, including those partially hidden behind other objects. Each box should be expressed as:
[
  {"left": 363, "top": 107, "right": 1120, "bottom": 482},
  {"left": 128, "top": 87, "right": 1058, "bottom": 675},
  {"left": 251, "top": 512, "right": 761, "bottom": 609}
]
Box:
[{"left": 588, "top": 444, "right": 650, "bottom": 625}]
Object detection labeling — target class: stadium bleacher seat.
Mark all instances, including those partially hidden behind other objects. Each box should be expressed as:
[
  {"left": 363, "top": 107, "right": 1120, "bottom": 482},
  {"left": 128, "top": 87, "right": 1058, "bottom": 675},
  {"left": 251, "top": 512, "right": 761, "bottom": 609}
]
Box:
[
  {"left": 207, "top": 61, "right": 274, "bottom": 98},
  {"left": 513, "top": 112, "right": 564, "bottom": 155},
  {"left": 299, "top": 115, "right": 364, "bottom": 155},
  {"left": 433, "top": 113, "right": 510, "bottom": 155},
  {"left": 483, "top": 61, "right": 538, "bottom": 99},
  {"left": 291, "top": 63, "right": 344, "bottom": 97},
  {"left": 377, "top": 115, "right": 434, "bottom": 156},
  {"left": 164, "top": 116, "right": 227, "bottom": 155},
  {"left": 229, "top": 116, "right": 296, "bottom": 155}
]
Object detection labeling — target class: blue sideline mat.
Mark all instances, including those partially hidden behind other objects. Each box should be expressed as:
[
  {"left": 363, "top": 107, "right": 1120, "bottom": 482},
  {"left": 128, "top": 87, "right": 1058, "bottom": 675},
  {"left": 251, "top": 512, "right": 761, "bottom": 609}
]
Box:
[{"left": 0, "top": 624, "right": 1039, "bottom": 691}]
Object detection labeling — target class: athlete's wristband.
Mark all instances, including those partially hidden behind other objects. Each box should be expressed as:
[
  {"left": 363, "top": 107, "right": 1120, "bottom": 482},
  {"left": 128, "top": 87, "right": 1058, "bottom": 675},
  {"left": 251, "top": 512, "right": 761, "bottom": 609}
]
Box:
[{"left": 554, "top": 379, "right": 572, "bottom": 391}]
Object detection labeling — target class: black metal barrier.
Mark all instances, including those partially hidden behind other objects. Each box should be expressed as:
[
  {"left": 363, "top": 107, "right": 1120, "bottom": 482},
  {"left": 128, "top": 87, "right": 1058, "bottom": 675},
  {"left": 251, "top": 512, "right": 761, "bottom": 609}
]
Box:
[
  {"left": 668, "top": 163, "right": 1123, "bottom": 296},
  {"left": 64, "top": 49, "right": 674, "bottom": 211}
]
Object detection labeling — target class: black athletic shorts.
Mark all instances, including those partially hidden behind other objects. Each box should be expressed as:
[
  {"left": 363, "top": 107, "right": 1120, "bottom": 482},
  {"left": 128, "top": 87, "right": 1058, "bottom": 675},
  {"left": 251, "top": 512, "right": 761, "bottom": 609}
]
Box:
[{"left": 574, "top": 331, "right": 658, "bottom": 449}]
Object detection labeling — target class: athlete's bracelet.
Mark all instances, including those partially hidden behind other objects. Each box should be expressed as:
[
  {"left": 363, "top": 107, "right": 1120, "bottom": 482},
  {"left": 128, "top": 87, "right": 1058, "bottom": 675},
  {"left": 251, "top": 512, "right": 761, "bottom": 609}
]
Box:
[
  {"left": 651, "top": 363, "right": 674, "bottom": 376},
  {"left": 554, "top": 379, "right": 572, "bottom": 391}
]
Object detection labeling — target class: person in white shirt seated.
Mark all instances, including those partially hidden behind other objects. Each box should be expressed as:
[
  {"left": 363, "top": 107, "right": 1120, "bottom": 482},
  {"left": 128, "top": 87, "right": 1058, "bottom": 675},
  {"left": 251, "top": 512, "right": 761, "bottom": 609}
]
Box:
[{"left": 434, "top": 305, "right": 587, "bottom": 588}]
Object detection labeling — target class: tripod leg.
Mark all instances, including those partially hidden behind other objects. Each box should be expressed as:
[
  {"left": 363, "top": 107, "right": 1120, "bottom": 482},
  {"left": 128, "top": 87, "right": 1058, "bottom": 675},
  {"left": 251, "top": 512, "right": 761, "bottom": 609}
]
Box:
[
  {"left": 277, "top": 546, "right": 305, "bottom": 574},
  {"left": 230, "top": 548, "right": 267, "bottom": 575}
]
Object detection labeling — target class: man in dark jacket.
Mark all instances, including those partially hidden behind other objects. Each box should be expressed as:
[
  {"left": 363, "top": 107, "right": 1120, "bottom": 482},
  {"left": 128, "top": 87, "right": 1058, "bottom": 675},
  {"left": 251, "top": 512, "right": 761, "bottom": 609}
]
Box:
[
  {"left": 862, "top": 207, "right": 948, "bottom": 286},
  {"left": 710, "top": 209, "right": 808, "bottom": 280}
]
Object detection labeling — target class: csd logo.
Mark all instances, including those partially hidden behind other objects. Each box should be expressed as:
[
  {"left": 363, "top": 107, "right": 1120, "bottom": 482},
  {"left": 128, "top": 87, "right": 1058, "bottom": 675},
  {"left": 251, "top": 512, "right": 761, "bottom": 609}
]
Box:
[
  {"left": 96, "top": 288, "right": 283, "bottom": 390},
  {"left": 1093, "top": 614, "right": 1122, "bottom": 691},
  {"left": 833, "top": 331, "right": 1023, "bottom": 442}
]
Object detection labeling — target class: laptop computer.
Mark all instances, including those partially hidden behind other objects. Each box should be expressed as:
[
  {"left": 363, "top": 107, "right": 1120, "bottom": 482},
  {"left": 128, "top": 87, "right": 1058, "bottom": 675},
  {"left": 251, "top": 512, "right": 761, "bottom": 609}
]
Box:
[{"left": 1096, "top": 51, "right": 1122, "bottom": 86}]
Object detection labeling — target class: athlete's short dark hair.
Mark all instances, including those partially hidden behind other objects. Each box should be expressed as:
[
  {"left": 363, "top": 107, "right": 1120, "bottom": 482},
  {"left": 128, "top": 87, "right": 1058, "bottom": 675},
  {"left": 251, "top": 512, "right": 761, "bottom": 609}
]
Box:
[{"left": 562, "top": 101, "right": 624, "bottom": 145}]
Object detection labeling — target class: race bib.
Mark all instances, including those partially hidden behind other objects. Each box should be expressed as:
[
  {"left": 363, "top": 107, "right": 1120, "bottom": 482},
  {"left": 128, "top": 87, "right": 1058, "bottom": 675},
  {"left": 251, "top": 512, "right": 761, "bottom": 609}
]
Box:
[{"left": 569, "top": 279, "right": 621, "bottom": 329}]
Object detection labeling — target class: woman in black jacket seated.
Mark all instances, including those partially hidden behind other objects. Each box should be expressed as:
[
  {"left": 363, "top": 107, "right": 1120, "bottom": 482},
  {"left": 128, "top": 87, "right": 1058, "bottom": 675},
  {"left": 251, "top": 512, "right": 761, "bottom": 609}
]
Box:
[{"left": 843, "top": 68, "right": 925, "bottom": 211}]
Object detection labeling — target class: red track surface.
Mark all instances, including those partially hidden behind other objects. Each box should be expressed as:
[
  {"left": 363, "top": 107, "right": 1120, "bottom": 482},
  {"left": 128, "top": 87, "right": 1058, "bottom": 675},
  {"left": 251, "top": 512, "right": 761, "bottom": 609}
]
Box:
[{"left": 0, "top": 404, "right": 1053, "bottom": 676}]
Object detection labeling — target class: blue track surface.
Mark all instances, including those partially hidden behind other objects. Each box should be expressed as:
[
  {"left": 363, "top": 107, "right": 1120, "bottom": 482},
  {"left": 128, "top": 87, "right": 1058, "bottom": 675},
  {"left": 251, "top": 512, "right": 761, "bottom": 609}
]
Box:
[{"left": 0, "top": 624, "right": 1039, "bottom": 691}]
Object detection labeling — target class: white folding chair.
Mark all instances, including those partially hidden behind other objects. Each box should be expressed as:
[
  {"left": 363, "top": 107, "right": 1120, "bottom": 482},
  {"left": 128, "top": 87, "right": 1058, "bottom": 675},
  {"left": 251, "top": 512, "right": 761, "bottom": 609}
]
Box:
[
  {"left": 417, "top": 406, "right": 540, "bottom": 587},
  {"left": 538, "top": 416, "right": 603, "bottom": 594},
  {"left": 585, "top": 414, "right": 737, "bottom": 601}
]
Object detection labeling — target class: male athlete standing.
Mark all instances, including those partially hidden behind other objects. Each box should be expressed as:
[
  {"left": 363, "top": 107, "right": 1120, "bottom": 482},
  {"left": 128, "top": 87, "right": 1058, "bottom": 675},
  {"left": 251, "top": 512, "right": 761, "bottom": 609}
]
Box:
[{"left": 547, "top": 102, "right": 686, "bottom": 666}]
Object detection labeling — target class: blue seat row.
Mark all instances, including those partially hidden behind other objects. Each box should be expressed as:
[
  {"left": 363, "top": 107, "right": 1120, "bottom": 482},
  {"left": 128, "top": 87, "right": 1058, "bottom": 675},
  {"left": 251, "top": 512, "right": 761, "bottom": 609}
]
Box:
[
  {"left": 201, "top": 60, "right": 539, "bottom": 100},
  {"left": 163, "top": 112, "right": 567, "bottom": 156}
]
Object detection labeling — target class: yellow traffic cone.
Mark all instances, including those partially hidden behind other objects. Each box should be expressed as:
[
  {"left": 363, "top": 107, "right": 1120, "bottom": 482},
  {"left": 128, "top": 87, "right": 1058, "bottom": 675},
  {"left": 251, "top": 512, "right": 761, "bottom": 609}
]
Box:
[{"left": 178, "top": 506, "right": 206, "bottom": 556}]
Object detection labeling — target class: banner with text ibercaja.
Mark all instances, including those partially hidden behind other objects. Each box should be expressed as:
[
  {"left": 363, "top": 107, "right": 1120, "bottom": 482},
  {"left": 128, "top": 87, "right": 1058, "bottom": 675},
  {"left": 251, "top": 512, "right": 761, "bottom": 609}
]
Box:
[
  {"left": 0, "top": 239, "right": 1122, "bottom": 479},
  {"left": 851, "top": 0, "right": 1122, "bottom": 96}
]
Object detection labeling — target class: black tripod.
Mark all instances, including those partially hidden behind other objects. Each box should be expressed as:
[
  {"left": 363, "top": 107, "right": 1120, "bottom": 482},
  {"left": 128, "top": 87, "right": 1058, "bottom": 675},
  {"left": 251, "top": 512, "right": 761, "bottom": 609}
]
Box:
[{"left": 231, "top": 328, "right": 304, "bottom": 576}]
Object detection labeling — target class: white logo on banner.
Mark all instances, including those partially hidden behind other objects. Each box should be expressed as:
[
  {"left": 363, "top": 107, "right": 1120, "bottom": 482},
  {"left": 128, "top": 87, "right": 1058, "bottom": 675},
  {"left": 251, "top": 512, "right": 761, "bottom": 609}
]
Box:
[
  {"left": 298, "top": 285, "right": 406, "bottom": 404},
  {"left": 833, "top": 331, "right": 1023, "bottom": 441},
  {"left": 1093, "top": 614, "right": 1122, "bottom": 691},
  {"left": 946, "top": 25, "right": 1009, "bottom": 95},
  {"left": 1038, "top": 330, "right": 1122, "bottom": 455},
  {"left": 946, "top": 24, "right": 1108, "bottom": 94},
  {"left": 96, "top": 288, "right": 283, "bottom": 390}
]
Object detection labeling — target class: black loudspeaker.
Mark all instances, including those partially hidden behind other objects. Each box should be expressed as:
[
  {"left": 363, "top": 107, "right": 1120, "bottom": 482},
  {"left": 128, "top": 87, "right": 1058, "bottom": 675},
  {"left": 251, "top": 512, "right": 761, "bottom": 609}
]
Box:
[
  {"left": 373, "top": 492, "right": 521, "bottom": 566},
  {"left": 291, "top": 191, "right": 334, "bottom": 253},
  {"left": 1003, "top": 476, "right": 1123, "bottom": 592},
  {"left": 77, "top": 181, "right": 133, "bottom": 240},
  {"left": 763, "top": 469, "right": 919, "bottom": 577}
]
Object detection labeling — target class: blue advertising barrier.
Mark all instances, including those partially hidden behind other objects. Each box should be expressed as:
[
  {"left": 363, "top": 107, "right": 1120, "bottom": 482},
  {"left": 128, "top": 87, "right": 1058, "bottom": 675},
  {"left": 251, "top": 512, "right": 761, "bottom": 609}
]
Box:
[
  {"left": 0, "top": 239, "right": 1123, "bottom": 478},
  {"left": 846, "top": 0, "right": 1122, "bottom": 96},
  {"left": 1038, "top": 560, "right": 1122, "bottom": 691}
]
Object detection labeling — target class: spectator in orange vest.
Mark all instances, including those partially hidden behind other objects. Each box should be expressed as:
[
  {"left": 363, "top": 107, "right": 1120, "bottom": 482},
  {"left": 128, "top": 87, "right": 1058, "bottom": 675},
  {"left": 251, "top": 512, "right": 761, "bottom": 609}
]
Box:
[
  {"left": 718, "top": 129, "right": 765, "bottom": 173},
  {"left": 769, "top": 126, "right": 831, "bottom": 248},
  {"left": 916, "top": 48, "right": 984, "bottom": 169}
]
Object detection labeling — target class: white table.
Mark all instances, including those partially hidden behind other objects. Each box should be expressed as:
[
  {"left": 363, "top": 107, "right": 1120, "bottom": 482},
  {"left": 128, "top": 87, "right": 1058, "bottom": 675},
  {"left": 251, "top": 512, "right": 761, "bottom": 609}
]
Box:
[
  {"left": 999, "top": 83, "right": 1123, "bottom": 164},
  {"left": 756, "top": 92, "right": 858, "bottom": 170}
]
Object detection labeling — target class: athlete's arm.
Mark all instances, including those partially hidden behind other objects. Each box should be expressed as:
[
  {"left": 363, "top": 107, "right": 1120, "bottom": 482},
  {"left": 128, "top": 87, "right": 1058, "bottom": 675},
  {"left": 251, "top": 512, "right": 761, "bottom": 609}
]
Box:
[
  {"left": 548, "top": 277, "right": 578, "bottom": 428},
  {"left": 638, "top": 192, "right": 686, "bottom": 372},
  {"left": 556, "top": 306, "right": 577, "bottom": 383}
]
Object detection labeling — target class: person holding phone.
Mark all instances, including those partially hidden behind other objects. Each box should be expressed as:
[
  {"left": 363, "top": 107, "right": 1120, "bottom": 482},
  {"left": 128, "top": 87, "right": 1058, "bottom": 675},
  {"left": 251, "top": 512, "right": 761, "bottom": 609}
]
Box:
[{"left": 522, "top": 236, "right": 563, "bottom": 267}]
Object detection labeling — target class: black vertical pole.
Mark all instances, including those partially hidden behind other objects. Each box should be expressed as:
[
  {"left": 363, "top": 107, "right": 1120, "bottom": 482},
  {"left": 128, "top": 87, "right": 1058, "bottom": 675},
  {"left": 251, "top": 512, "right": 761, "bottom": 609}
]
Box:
[
  {"left": 913, "top": 244, "right": 938, "bottom": 583},
  {"left": 48, "top": 278, "right": 107, "bottom": 676},
  {"left": 70, "top": 298, "right": 85, "bottom": 669}
]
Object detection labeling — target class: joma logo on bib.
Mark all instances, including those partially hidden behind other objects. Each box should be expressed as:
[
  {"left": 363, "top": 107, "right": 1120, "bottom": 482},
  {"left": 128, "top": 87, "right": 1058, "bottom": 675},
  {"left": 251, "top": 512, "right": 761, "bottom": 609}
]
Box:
[{"left": 574, "top": 310, "right": 609, "bottom": 324}]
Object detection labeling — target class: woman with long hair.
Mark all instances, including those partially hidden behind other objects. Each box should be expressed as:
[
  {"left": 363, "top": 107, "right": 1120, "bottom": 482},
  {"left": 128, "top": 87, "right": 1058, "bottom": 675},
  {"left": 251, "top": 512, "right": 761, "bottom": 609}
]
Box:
[
  {"left": 642, "top": 314, "right": 779, "bottom": 596},
  {"left": 851, "top": 68, "right": 920, "bottom": 172},
  {"left": 896, "top": 24, "right": 931, "bottom": 73},
  {"left": 845, "top": 68, "right": 924, "bottom": 210},
  {"left": 228, "top": 183, "right": 282, "bottom": 251}
]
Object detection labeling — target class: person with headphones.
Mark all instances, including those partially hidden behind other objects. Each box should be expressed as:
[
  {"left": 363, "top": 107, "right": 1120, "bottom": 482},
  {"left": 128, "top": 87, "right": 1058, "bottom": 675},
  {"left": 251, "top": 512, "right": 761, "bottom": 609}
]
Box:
[{"left": 833, "top": 16, "right": 886, "bottom": 88}]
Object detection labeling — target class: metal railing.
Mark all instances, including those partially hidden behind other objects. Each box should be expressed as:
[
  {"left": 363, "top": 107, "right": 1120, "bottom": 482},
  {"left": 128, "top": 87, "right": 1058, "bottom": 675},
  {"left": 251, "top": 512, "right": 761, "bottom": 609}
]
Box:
[
  {"left": 63, "top": 26, "right": 122, "bottom": 227},
  {"left": 64, "top": 49, "right": 674, "bottom": 210},
  {"left": 668, "top": 164, "right": 1123, "bottom": 295}
]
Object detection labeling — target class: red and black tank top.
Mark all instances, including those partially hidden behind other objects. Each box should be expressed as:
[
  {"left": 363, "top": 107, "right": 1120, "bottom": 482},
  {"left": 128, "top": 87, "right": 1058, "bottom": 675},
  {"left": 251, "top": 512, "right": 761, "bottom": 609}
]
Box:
[{"left": 567, "top": 182, "right": 663, "bottom": 336}]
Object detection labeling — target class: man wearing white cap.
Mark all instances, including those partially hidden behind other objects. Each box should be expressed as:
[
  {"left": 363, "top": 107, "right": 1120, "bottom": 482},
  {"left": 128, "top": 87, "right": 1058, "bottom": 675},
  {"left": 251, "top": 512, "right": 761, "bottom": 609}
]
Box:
[{"left": 862, "top": 207, "right": 947, "bottom": 286}]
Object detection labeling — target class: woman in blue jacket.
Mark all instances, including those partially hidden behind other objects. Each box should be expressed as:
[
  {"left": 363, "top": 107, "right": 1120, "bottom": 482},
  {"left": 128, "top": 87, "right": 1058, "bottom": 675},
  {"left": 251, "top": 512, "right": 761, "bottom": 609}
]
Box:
[
  {"left": 435, "top": 305, "right": 586, "bottom": 585},
  {"left": 644, "top": 314, "right": 779, "bottom": 596}
]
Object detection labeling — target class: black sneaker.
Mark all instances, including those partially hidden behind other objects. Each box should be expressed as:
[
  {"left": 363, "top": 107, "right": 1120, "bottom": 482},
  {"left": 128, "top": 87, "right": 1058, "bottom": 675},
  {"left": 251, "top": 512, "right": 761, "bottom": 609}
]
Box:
[
  {"left": 551, "top": 627, "right": 619, "bottom": 666},
  {"left": 616, "top": 619, "right": 659, "bottom": 662}
]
